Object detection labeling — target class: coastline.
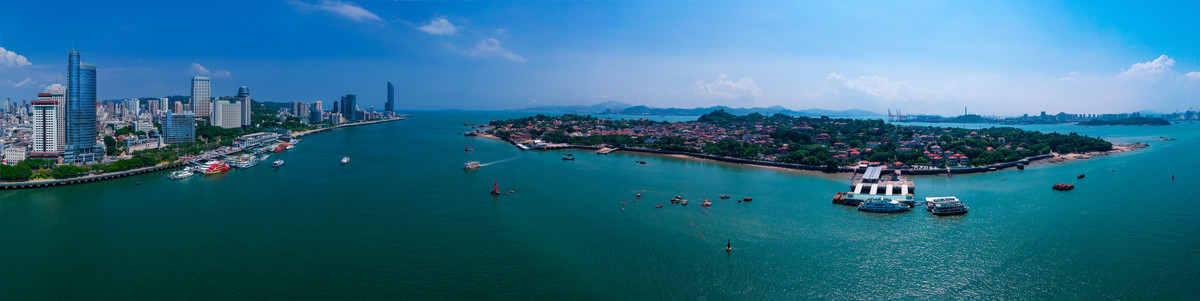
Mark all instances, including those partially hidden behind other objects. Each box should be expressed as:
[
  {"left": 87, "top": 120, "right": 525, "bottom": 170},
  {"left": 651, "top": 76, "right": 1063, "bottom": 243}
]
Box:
[
  {"left": 0, "top": 116, "right": 408, "bottom": 190},
  {"left": 478, "top": 134, "right": 1145, "bottom": 176}
]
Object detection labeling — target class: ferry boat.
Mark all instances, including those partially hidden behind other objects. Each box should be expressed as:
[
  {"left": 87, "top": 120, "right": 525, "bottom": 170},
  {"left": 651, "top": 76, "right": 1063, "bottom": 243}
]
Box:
[
  {"left": 200, "top": 160, "right": 232, "bottom": 174},
  {"left": 857, "top": 197, "right": 911, "bottom": 213},
  {"left": 167, "top": 169, "right": 194, "bottom": 179},
  {"left": 340, "top": 156, "right": 350, "bottom": 165},
  {"left": 272, "top": 160, "right": 285, "bottom": 168},
  {"left": 925, "top": 196, "right": 968, "bottom": 216},
  {"left": 464, "top": 161, "right": 481, "bottom": 170}
]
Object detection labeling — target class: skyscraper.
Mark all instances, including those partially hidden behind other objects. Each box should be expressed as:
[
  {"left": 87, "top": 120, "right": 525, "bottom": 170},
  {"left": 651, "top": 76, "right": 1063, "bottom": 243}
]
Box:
[
  {"left": 386, "top": 82, "right": 394, "bottom": 115},
  {"left": 340, "top": 94, "right": 357, "bottom": 123},
  {"left": 191, "top": 77, "right": 211, "bottom": 121},
  {"left": 290, "top": 101, "right": 306, "bottom": 118},
  {"left": 309, "top": 101, "right": 324, "bottom": 123},
  {"left": 65, "top": 51, "right": 99, "bottom": 163},
  {"left": 44, "top": 84, "right": 67, "bottom": 153},
  {"left": 31, "top": 95, "right": 60, "bottom": 158},
  {"left": 236, "top": 86, "right": 251, "bottom": 127}
]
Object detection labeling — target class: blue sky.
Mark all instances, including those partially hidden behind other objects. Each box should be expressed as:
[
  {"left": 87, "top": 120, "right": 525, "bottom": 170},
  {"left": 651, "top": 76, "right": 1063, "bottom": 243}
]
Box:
[{"left": 0, "top": 1, "right": 1197, "bottom": 115}]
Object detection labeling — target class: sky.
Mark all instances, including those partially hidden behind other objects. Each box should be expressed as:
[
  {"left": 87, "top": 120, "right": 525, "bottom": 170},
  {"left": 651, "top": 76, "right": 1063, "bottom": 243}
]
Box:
[{"left": 0, "top": 0, "right": 1198, "bottom": 116}]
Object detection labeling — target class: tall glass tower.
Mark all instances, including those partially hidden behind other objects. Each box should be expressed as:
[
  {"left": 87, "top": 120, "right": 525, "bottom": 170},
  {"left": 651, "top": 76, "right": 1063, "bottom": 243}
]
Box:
[
  {"left": 386, "top": 82, "right": 394, "bottom": 115},
  {"left": 341, "top": 94, "right": 357, "bottom": 122},
  {"left": 65, "top": 51, "right": 99, "bottom": 163},
  {"left": 236, "top": 86, "right": 251, "bottom": 127}
]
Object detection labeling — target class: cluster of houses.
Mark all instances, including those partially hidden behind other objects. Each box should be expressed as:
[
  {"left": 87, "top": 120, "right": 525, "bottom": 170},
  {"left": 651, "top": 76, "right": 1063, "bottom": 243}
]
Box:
[{"left": 492, "top": 115, "right": 1041, "bottom": 168}]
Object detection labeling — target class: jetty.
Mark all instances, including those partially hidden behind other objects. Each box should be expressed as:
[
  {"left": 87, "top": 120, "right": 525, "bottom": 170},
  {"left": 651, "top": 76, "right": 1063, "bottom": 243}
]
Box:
[
  {"left": 597, "top": 147, "right": 619, "bottom": 154},
  {"left": 849, "top": 166, "right": 914, "bottom": 195}
]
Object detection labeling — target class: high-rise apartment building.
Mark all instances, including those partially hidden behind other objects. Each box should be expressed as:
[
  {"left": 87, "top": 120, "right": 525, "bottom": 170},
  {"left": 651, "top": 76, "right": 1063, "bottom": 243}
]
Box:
[
  {"left": 191, "top": 77, "right": 211, "bottom": 120},
  {"left": 309, "top": 101, "right": 324, "bottom": 123},
  {"left": 65, "top": 51, "right": 100, "bottom": 163},
  {"left": 43, "top": 84, "right": 67, "bottom": 153},
  {"left": 290, "top": 101, "right": 306, "bottom": 118},
  {"left": 31, "top": 96, "right": 60, "bottom": 158},
  {"left": 171, "top": 100, "right": 185, "bottom": 114}
]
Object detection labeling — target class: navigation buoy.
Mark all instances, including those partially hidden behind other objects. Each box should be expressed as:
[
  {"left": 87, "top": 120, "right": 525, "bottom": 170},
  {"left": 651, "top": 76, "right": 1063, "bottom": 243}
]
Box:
[{"left": 491, "top": 181, "right": 500, "bottom": 195}]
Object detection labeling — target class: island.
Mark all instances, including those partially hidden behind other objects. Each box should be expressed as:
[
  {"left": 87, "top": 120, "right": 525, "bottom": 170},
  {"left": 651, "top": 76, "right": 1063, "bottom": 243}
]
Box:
[
  {"left": 1078, "top": 117, "right": 1171, "bottom": 126},
  {"left": 478, "top": 110, "right": 1134, "bottom": 174}
]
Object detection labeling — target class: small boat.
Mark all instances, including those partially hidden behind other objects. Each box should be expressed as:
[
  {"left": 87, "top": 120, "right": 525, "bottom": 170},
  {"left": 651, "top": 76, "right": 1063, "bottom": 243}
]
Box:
[
  {"left": 655, "top": 204, "right": 663, "bottom": 208},
  {"left": 857, "top": 197, "right": 911, "bottom": 213},
  {"left": 726, "top": 240, "right": 732, "bottom": 252},
  {"left": 167, "top": 169, "right": 194, "bottom": 179},
  {"left": 720, "top": 195, "right": 730, "bottom": 199},
  {"left": 742, "top": 197, "right": 753, "bottom": 202},
  {"left": 1052, "top": 183, "right": 1075, "bottom": 191},
  {"left": 272, "top": 160, "right": 285, "bottom": 168},
  {"left": 562, "top": 154, "right": 575, "bottom": 161},
  {"left": 925, "top": 196, "right": 968, "bottom": 216},
  {"left": 285, "top": 144, "right": 294, "bottom": 150},
  {"left": 680, "top": 199, "right": 688, "bottom": 206},
  {"left": 636, "top": 193, "right": 642, "bottom": 198},
  {"left": 1077, "top": 174, "right": 1085, "bottom": 179},
  {"left": 701, "top": 199, "right": 712, "bottom": 208},
  {"left": 256, "top": 154, "right": 269, "bottom": 161},
  {"left": 340, "top": 156, "right": 350, "bottom": 165},
  {"left": 464, "top": 161, "right": 481, "bottom": 170}
]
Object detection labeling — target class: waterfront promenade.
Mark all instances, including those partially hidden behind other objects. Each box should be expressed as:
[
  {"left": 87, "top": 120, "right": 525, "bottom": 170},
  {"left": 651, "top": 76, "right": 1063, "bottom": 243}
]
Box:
[{"left": 0, "top": 116, "right": 408, "bottom": 190}]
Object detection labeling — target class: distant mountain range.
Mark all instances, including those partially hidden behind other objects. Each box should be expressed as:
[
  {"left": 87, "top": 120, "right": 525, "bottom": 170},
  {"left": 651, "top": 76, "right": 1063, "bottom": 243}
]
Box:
[{"left": 517, "top": 101, "right": 881, "bottom": 117}]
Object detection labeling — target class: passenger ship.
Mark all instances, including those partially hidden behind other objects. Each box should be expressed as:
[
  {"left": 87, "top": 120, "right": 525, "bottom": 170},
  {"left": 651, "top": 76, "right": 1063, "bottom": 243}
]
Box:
[{"left": 925, "top": 196, "right": 969, "bottom": 216}]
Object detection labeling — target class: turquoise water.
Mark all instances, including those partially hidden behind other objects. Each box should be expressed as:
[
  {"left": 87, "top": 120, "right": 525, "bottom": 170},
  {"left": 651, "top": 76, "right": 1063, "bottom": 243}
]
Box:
[{"left": 3, "top": 111, "right": 1199, "bottom": 299}]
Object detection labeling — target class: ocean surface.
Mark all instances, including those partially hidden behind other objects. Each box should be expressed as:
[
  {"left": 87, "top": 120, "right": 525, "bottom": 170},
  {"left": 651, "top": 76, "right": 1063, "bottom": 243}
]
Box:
[{"left": 3, "top": 111, "right": 1199, "bottom": 299}]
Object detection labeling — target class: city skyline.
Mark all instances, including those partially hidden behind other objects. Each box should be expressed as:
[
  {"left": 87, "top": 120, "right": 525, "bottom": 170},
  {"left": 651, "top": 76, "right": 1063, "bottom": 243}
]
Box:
[{"left": 0, "top": 1, "right": 1198, "bottom": 115}]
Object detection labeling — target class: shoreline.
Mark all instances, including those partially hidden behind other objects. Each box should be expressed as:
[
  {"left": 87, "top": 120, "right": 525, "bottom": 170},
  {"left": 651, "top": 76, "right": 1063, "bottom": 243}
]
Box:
[
  {"left": 0, "top": 116, "right": 408, "bottom": 191},
  {"left": 478, "top": 134, "right": 1145, "bottom": 176}
]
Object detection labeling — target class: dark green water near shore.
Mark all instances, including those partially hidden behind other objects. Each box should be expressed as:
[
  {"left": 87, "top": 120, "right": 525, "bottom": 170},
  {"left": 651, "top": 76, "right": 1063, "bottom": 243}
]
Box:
[{"left": 3, "top": 111, "right": 1200, "bottom": 299}]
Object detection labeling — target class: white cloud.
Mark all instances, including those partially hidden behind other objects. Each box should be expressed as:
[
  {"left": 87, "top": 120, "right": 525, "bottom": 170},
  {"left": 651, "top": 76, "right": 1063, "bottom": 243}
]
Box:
[
  {"left": 189, "top": 62, "right": 232, "bottom": 78},
  {"left": 417, "top": 16, "right": 457, "bottom": 35},
  {"left": 828, "top": 73, "right": 905, "bottom": 100},
  {"left": 1060, "top": 71, "right": 1080, "bottom": 81},
  {"left": 1186, "top": 71, "right": 1200, "bottom": 81},
  {"left": 13, "top": 77, "right": 32, "bottom": 87},
  {"left": 1117, "top": 55, "right": 1175, "bottom": 81},
  {"left": 694, "top": 74, "right": 763, "bottom": 98},
  {"left": 189, "top": 63, "right": 210, "bottom": 75},
  {"left": 0, "top": 47, "right": 32, "bottom": 68},
  {"left": 466, "top": 38, "right": 525, "bottom": 62},
  {"left": 290, "top": 0, "right": 382, "bottom": 22}
]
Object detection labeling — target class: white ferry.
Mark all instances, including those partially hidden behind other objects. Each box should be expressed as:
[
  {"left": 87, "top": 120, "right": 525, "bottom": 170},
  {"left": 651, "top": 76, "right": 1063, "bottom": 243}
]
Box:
[
  {"left": 857, "top": 197, "right": 911, "bottom": 213},
  {"left": 925, "top": 196, "right": 969, "bottom": 216}
]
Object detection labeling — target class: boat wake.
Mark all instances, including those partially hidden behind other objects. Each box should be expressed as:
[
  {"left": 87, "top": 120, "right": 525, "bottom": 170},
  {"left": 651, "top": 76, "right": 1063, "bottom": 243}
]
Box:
[{"left": 480, "top": 156, "right": 521, "bottom": 167}]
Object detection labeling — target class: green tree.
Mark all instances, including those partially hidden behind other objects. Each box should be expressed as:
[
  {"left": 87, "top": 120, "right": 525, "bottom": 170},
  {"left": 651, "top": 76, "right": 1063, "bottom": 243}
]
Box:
[{"left": 0, "top": 164, "right": 33, "bottom": 181}]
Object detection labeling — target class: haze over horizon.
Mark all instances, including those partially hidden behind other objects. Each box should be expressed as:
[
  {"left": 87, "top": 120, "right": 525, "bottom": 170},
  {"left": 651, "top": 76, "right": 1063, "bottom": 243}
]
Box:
[{"left": 1, "top": 1, "right": 1198, "bottom": 115}]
